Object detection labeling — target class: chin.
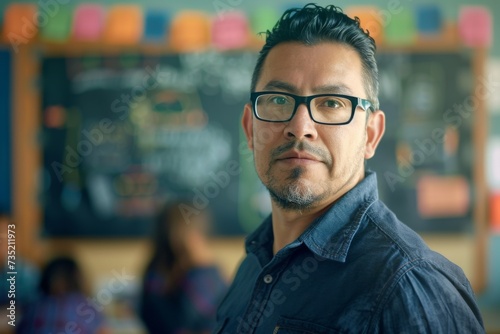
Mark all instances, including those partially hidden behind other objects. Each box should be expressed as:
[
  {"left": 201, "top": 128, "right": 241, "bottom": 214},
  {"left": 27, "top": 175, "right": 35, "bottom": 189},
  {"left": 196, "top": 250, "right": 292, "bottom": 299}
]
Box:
[{"left": 266, "top": 177, "right": 325, "bottom": 211}]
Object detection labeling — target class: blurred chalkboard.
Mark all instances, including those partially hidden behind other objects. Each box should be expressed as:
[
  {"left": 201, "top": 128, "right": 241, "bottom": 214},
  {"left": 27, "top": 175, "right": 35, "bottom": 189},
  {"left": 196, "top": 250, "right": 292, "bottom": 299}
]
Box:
[
  {"left": 41, "top": 50, "right": 475, "bottom": 237},
  {"left": 369, "top": 52, "right": 475, "bottom": 233},
  {"left": 40, "top": 52, "right": 268, "bottom": 237}
]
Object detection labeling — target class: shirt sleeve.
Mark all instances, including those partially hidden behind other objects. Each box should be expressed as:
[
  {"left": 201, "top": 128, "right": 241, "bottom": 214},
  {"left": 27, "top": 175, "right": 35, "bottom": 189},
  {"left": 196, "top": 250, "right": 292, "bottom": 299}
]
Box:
[{"left": 373, "top": 261, "right": 485, "bottom": 334}]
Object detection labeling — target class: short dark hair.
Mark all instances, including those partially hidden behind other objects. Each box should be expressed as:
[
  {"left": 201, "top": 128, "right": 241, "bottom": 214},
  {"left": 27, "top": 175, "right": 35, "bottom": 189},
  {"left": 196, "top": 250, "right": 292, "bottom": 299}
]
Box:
[{"left": 251, "top": 3, "right": 380, "bottom": 110}]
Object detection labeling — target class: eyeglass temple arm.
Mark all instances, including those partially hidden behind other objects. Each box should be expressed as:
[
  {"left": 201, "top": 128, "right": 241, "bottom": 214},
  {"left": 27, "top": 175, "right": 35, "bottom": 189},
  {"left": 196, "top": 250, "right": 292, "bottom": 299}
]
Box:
[{"left": 359, "top": 98, "right": 374, "bottom": 112}]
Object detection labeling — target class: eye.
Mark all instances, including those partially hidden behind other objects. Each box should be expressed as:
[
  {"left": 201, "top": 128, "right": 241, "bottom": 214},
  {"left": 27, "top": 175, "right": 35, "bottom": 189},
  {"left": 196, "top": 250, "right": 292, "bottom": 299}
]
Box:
[
  {"left": 313, "top": 96, "right": 350, "bottom": 113},
  {"left": 322, "top": 98, "right": 343, "bottom": 109},
  {"left": 269, "top": 95, "right": 289, "bottom": 105}
]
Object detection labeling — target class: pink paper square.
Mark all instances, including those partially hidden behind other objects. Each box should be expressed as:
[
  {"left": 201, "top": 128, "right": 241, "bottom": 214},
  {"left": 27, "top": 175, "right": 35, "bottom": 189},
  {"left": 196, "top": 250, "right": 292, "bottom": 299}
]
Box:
[
  {"left": 73, "top": 4, "right": 106, "bottom": 41},
  {"left": 459, "top": 6, "right": 492, "bottom": 47},
  {"left": 212, "top": 11, "right": 249, "bottom": 50}
]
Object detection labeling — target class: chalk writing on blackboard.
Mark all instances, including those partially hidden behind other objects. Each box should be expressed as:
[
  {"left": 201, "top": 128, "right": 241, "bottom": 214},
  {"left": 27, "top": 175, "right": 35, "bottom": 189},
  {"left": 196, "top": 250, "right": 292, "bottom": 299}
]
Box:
[{"left": 42, "top": 52, "right": 261, "bottom": 236}]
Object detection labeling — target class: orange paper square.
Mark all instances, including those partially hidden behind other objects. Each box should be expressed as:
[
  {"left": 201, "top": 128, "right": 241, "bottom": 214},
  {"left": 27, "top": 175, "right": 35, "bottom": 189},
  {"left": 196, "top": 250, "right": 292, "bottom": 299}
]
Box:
[
  {"left": 491, "top": 193, "right": 500, "bottom": 232},
  {"left": 3, "top": 4, "right": 38, "bottom": 42},
  {"left": 417, "top": 175, "right": 470, "bottom": 218},
  {"left": 169, "top": 11, "right": 211, "bottom": 52},
  {"left": 104, "top": 5, "right": 143, "bottom": 45},
  {"left": 346, "top": 6, "right": 384, "bottom": 46}
]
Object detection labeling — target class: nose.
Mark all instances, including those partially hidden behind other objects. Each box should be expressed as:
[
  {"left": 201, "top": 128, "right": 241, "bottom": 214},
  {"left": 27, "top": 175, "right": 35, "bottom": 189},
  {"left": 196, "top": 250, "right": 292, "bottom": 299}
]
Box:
[{"left": 283, "top": 103, "right": 318, "bottom": 140}]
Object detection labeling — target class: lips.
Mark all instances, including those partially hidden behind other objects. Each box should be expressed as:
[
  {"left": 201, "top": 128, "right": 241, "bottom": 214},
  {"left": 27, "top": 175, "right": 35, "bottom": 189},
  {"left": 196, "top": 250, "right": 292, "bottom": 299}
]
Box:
[{"left": 276, "top": 150, "right": 321, "bottom": 163}]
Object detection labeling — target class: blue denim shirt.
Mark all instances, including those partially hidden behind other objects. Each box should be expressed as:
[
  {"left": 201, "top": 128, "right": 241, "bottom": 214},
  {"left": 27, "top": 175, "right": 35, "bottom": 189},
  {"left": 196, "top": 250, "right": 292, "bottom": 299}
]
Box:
[{"left": 215, "top": 171, "right": 484, "bottom": 333}]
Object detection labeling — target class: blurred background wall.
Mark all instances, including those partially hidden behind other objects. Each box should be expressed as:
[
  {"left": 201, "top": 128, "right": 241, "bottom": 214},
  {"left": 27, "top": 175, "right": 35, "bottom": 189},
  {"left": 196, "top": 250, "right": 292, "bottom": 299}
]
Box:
[{"left": 0, "top": 0, "right": 499, "bottom": 332}]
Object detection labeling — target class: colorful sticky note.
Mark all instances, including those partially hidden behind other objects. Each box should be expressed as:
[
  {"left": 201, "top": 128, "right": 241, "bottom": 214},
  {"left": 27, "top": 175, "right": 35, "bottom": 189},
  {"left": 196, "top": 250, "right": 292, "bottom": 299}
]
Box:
[
  {"left": 416, "top": 175, "right": 470, "bottom": 218},
  {"left": 40, "top": 7, "right": 72, "bottom": 42},
  {"left": 44, "top": 105, "right": 67, "bottom": 128},
  {"left": 459, "top": 6, "right": 492, "bottom": 47},
  {"left": 169, "top": 11, "right": 211, "bottom": 52},
  {"left": 212, "top": 11, "right": 249, "bottom": 50},
  {"left": 73, "top": 4, "right": 106, "bottom": 41},
  {"left": 3, "top": 4, "right": 38, "bottom": 43},
  {"left": 250, "top": 7, "right": 279, "bottom": 35},
  {"left": 346, "top": 6, "right": 384, "bottom": 46},
  {"left": 416, "top": 4, "right": 443, "bottom": 35},
  {"left": 144, "top": 9, "right": 169, "bottom": 42},
  {"left": 248, "top": 7, "right": 279, "bottom": 48},
  {"left": 104, "top": 5, "right": 143, "bottom": 45},
  {"left": 491, "top": 193, "right": 500, "bottom": 232},
  {"left": 384, "top": 8, "right": 416, "bottom": 46}
]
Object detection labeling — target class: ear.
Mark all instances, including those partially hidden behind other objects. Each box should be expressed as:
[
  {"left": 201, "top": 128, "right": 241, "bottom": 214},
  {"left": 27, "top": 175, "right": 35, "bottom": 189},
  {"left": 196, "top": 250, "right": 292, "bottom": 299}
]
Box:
[
  {"left": 364, "top": 110, "right": 385, "bottom": 159},
  {"left": 242, "top": 103, "right": 254, "bottom": 150}
]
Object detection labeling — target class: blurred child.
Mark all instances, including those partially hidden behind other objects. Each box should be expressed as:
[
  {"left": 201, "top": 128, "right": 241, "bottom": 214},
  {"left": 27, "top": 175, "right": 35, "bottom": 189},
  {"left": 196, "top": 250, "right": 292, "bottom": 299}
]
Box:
[
  {"left": 17, "top": 256, "right": 109, "bottom": 333},
  {"left": 139, "top": 200, "right": 227, "bottom": 334}
]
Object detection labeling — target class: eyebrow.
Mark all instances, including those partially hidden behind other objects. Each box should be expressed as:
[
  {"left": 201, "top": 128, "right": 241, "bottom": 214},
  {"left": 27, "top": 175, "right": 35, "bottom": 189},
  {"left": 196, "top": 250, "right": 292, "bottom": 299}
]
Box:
[
  {"left": 261, "top": 80, "right": 354, "bottom": 95},
  {"left": 262, "top": 80, "right": 298, "bottom": 93}
]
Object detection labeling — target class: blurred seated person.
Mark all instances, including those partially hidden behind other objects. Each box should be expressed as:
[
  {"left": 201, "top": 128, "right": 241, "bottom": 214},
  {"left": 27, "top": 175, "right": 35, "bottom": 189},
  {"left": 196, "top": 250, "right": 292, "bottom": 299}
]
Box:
[
  {"left": 0, "top": 212, "right": 39, "bottom": 324},
  {"left": 139, "top": 200, "right": 228, "bottom": 334},
  {"left": 18, "top": 256, "right": 109, "bottom": 333}
]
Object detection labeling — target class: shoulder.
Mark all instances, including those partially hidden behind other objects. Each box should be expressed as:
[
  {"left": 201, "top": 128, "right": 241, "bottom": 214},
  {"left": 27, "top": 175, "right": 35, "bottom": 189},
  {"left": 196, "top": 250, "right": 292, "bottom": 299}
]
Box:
[
  {"left": 362, "top": 200, "right": 469, "bottom": 283},
  {"left": 365, "top": 200, "right": 428, "bottom": 256},
  {"left": 346, "top": 199, "right": 476, "bottom": 301},
  {"left": 356, "top": 201, "right": 483, "bottom": 332},
  {"left": 368, "top": 261, "right": 484, "bottom": 333}
]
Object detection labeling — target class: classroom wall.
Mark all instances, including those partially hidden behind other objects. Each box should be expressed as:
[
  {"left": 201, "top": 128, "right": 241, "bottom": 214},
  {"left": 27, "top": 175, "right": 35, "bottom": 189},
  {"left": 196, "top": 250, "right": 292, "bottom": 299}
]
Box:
[{"left": 0, "top": 0, "right": 498, "bottom": 56}]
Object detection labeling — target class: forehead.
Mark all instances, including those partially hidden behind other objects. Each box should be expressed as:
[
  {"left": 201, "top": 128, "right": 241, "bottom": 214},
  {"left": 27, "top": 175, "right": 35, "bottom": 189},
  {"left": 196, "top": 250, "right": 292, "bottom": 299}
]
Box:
[{"left": 257, "top": 42, "right": 365, "bottom": 96}]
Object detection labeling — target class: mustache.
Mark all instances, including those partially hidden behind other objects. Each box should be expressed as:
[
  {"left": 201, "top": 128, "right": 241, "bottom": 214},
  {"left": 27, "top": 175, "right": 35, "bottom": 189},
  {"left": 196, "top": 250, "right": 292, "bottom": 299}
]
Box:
[{"left": 270, "top": 141, "right": 332, "bottom": 165}]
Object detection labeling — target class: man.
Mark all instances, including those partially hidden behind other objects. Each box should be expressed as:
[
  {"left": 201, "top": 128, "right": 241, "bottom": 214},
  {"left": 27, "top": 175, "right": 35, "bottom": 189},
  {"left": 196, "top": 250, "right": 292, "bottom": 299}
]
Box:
[{"left": 215, "top": 4, "right": 484, "bottom": 334}]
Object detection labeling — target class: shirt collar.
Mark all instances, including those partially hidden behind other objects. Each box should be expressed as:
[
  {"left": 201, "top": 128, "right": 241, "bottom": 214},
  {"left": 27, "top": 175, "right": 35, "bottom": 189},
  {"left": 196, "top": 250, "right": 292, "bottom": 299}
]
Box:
[
  {"left": 245, "top": 214, "right": 273, "bottom": 255},
  {"left": 245, "top": 171, "right": 379, "bottom": 262},
  {"left": 300, "top": 171, "right": 379, "bottom": 262}
]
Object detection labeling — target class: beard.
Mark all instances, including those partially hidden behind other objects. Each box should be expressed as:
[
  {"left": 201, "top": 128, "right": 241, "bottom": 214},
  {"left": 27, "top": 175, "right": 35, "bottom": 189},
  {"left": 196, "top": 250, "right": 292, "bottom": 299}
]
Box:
[
  {"left": 266, "top": 165, "right": 323, "bottom": 210},
  {"left": 261, "top": 137, "right": 366, "bottom": 211},
  {"left": 263, "top": 141, "right": 330, "bottom": 211}
]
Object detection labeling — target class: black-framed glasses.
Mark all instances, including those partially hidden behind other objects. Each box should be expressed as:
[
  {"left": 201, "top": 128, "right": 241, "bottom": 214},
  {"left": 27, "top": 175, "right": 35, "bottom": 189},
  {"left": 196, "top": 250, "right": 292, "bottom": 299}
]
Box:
[{"left": 250, "top": 91, "right": 374, "bottom": 125}]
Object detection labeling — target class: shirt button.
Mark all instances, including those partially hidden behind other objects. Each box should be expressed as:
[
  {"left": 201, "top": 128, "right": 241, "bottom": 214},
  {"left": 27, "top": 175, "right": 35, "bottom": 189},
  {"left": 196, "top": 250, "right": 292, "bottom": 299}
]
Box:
[{"left": 263, "top": 274, "right": 273, "bottom": 284}]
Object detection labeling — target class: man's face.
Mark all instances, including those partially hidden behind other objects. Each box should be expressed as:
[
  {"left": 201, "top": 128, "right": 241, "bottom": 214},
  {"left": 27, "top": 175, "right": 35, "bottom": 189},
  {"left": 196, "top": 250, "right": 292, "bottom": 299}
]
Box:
[{"left": 242, "top": 42, "right": 384, "bottom": 211}]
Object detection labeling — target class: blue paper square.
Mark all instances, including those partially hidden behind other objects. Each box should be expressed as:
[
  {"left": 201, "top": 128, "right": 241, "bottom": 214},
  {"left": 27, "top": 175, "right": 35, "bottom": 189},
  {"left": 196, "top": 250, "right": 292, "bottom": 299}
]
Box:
[
  {"left": 144, "top": 10, "right": 169, "bottom": 41},
  {"left": 417, "top": 5, "right": 443, "bottom": 35}
]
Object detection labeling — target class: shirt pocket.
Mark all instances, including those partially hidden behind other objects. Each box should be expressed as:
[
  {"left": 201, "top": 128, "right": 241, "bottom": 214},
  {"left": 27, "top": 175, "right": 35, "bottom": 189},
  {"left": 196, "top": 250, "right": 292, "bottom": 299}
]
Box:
[{"left": 273, "top": 316, "right": 344, "bottom": 334}]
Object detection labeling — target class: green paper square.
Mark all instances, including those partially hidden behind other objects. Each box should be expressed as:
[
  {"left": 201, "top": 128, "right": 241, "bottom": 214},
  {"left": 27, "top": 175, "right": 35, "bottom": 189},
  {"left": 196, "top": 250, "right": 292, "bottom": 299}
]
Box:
[
  {"left": 385, "top": 9, "right": 417, "bottom": 45},
  {"left": 40, "top": 7, "right": 72, "bottom": 42}
]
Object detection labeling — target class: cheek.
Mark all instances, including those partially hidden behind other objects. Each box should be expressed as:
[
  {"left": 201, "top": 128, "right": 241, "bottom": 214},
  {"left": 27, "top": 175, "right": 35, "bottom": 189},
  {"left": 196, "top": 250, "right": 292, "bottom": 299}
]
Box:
[
  {"left": 324, "top": 128, "right": 362, "bottom": 164},
  {"left": 252, "top": 123, "right": 282, "bottom": 155}
]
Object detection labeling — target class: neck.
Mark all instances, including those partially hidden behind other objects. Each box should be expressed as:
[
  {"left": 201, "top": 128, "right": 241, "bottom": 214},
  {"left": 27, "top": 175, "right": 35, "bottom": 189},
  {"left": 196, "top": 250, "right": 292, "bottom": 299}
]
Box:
[
  {"left": 270, "top": 170, "right": 366, "bottom": 254},
  {"left": 271, "top": 202, "right": 332, "bottom": 255}
]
